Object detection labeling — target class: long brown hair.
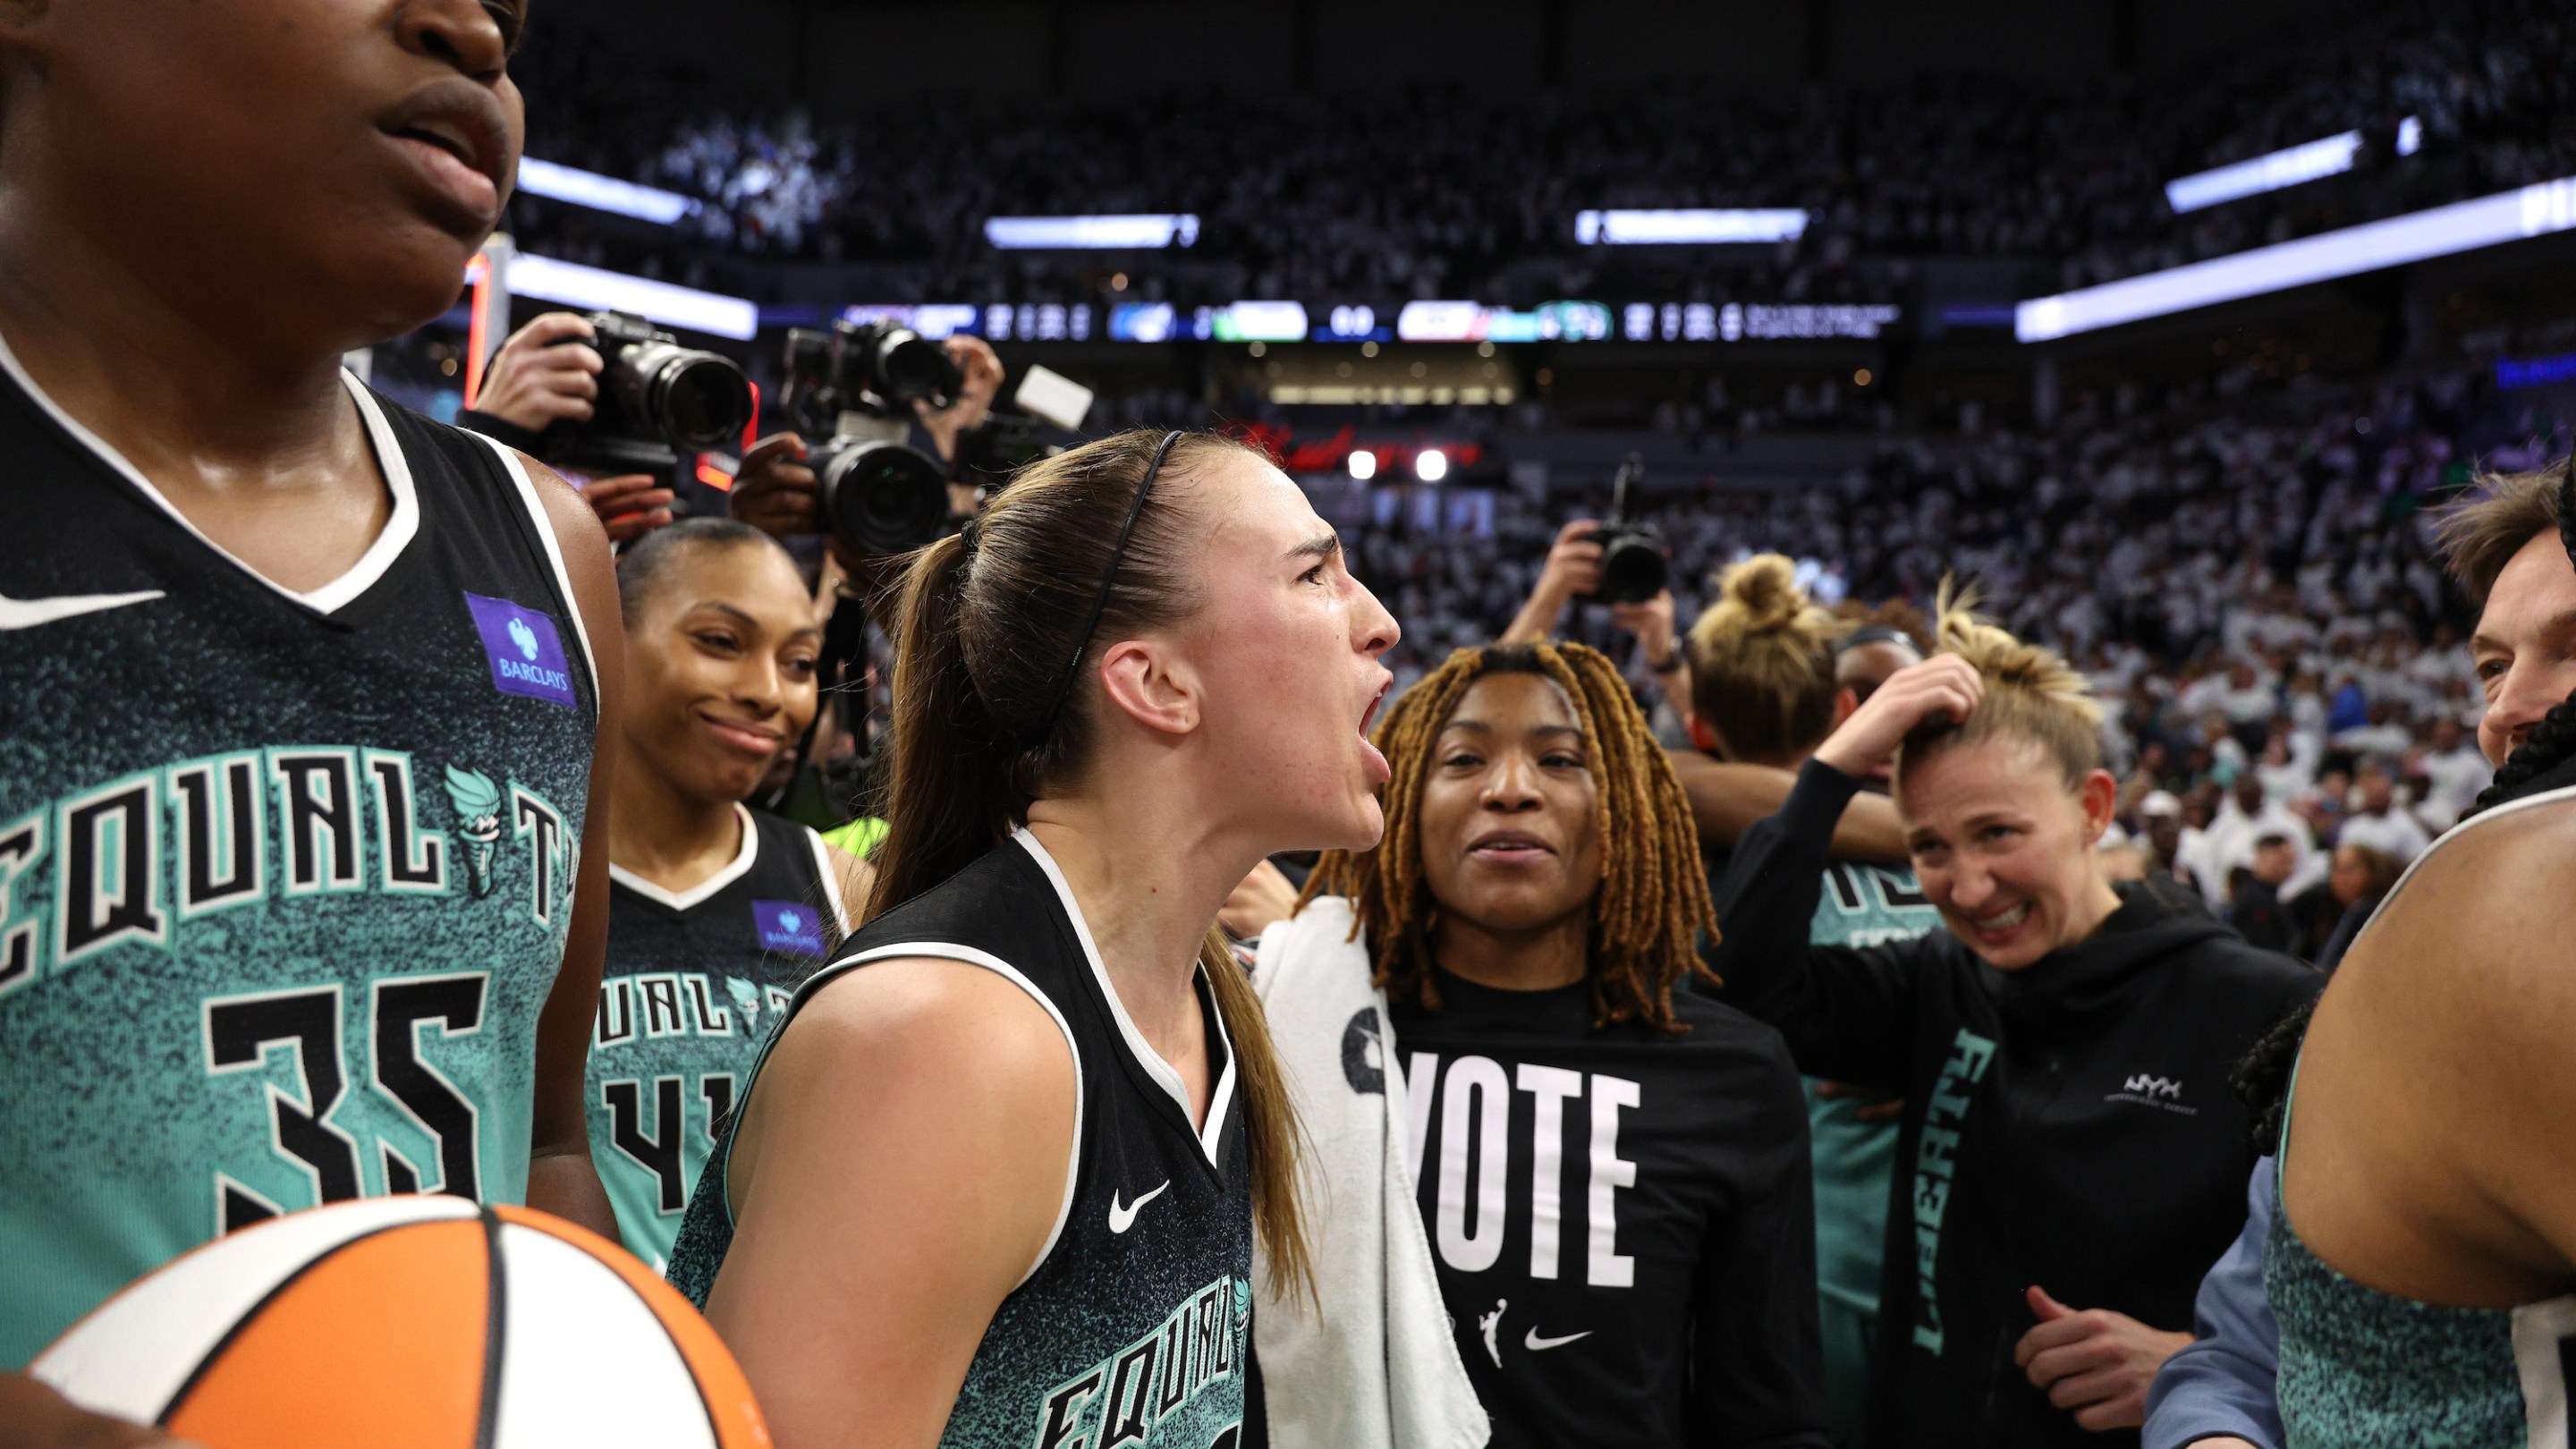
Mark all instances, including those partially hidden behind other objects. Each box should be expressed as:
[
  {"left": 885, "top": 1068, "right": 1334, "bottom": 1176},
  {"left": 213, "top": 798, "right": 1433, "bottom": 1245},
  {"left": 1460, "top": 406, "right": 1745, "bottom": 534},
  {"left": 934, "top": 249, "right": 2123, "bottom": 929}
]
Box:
[
  {"left": 870, "top": 428, "right": 1312, "bottom": 1299},
  {"left": 1299, "top": 642, "right": 1717, "bottom": 1033}
]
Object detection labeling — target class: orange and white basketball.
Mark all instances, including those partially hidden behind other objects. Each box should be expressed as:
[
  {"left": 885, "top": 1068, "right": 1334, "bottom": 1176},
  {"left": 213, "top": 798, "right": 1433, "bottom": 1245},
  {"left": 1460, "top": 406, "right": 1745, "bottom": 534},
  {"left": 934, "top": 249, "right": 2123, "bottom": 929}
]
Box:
[{"left": 30, "top": 1196, "right": 769, "bottom": 1449}]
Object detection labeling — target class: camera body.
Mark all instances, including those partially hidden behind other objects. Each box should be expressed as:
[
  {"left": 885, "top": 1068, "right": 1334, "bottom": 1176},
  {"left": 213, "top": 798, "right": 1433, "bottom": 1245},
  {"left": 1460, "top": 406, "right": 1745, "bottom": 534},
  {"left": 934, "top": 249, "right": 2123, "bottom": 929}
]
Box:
[
  {"left": 1580, "top": 523, "right": 1669, "bottom": 605},
  {"left": 1576, "top": 453, "right": 1667, "bottom": 605},
  {"left": 539, "top": 310, "right": 754, "bottom": 481},
  {"left": 779, "top": 322, "right": 957, "bottom": 555}
]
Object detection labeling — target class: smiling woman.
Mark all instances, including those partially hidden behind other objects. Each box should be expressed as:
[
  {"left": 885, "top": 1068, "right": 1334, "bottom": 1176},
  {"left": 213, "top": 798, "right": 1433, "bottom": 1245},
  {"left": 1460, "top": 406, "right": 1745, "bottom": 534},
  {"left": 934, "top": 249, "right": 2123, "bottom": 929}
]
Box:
[
  {"left": 1277, "top": 641, "right": 1833, "bottom": 1449},
  {"left": 587, "top": 519, "right": 866, "bottom": 1272},
  {"left": 1707, "top": 591, "right": 2318, "bottom": 1449}
]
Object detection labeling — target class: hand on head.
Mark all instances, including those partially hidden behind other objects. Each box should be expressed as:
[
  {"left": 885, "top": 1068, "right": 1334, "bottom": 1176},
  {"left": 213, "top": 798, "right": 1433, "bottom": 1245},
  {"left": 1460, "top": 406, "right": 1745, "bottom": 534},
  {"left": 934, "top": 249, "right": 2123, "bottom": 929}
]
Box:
[
  {"left": 473, "top": 313, "right": 603, "bottom": 433},
  {"left": 1813, "top": 655, "right": 1984, "bottom": 778}
]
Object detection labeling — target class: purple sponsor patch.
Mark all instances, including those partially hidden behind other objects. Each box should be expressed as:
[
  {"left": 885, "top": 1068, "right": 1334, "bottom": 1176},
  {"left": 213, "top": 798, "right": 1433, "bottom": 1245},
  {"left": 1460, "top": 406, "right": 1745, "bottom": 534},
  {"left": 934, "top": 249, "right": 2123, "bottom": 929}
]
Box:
[
  {"left": 463, "top": 592, "right": 579, "bottom": 708},
  {"left": 753, "top": 899, "right": 827, "bottom": 955}
]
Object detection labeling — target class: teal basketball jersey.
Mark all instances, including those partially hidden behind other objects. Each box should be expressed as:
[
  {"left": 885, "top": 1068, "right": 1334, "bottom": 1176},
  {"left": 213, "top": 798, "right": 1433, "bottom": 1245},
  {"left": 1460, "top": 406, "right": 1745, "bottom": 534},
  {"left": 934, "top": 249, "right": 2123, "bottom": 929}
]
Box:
[
  {"left": 591, "top": 807, "right": 843, "bottom": 1269},
  {"left": 0, "top": 340, "right": 597, "bottom": 1366}
]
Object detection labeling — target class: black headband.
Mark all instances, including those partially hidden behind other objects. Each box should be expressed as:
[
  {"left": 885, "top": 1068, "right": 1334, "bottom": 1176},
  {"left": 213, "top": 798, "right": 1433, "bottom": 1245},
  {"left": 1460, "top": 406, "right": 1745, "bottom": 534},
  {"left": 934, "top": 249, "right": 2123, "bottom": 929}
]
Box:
[
  {"left": 1838, "top": 623, "right": 1913, "bottom": 653},
  {"left": 1030, "top": 430, "right": 1183, "bottom": 748}
]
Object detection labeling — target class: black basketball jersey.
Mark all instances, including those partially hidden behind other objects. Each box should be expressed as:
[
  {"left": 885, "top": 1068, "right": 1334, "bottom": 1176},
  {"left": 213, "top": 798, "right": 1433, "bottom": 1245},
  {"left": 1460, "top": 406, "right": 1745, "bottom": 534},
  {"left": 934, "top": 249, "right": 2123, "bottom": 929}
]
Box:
[
  {"left": 0, "top": 339, "right": 597, "bottom": 1367},
  {"left": 670, "top": 829, "right": 1252, "bottom": 1449},
  {"left": 590, "top": 806, "right": 845, "bottom": 1270}
]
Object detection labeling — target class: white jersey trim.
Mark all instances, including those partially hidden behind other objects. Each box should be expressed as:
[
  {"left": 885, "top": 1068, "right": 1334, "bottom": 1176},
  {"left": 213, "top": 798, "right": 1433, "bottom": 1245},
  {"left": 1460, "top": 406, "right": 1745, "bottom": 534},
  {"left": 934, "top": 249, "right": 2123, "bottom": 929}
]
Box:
[
  {"left": 608, "top": 804, "right": 758, "bottom": 911},
  {"left": 0, "top": 330, "right": 419, "bottom": 614},
  {"left": 473, "top": 434, "right": 603, "bottom": 707},
  {"left": 806, "top": 826, "right": 854, "bottom": 936},
  {"left": 2513, "top": 1293, "right": 2576, "bottom": 1449},
  {"left": 815, "top": 941, "right": 1085, "bottom": 1290},
  {"left": 1012, "top": 827, "right": 1239, "bottom": 1167}
]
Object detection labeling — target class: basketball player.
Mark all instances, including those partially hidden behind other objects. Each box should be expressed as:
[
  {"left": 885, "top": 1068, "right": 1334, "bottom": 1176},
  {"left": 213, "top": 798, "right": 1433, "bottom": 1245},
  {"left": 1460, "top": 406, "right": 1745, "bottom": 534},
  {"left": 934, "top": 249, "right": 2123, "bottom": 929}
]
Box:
[
  {"left": 589, "top": 520, "right": 869, "bottom": 1270},
  {"left": 0, "top": 0, "right": 625, "bottom": 1436},
  {"left": 1683, "top": 556, "right": 1940, "bottom": 1446},
  {"left": 2239, "top": 456, "right": 2576, "bottom": 1445},
  {"left": 1707, "top": 594, "right": 2316, "bottom": 1448},
  {"left": 667, "top": 430, "right": 1400, "bottom": 1449},
  {"left": 1291, "top": 640, "right": 1831, "bottom": 1447}
]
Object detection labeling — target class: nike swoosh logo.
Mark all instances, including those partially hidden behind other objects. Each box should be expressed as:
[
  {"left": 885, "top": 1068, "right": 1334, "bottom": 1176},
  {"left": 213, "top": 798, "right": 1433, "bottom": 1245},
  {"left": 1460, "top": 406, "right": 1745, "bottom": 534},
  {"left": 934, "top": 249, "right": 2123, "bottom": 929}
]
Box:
[
  {"left": 1523, "top": 1328, "right": 1591, "bottom": 1352},
  {"left": 0, "top": 589, "right": 165, "bottom": 631},
  {"left": 1108, "top": 1180, "right": 1169, "bottom": 1234}
]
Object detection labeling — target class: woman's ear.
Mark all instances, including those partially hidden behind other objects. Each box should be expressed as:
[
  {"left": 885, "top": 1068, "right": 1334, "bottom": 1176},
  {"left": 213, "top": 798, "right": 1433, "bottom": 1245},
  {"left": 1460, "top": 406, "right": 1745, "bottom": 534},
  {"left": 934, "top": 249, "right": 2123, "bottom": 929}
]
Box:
[
  {"left": 1831, "top": 686, "right": 1860, "bottom": 730},
  {"left": 2078, "top": 767, "right": 2121, "bottom": 845},
  {"left": 1096, "top": 638, "right": 1200, "bottom": 739}
]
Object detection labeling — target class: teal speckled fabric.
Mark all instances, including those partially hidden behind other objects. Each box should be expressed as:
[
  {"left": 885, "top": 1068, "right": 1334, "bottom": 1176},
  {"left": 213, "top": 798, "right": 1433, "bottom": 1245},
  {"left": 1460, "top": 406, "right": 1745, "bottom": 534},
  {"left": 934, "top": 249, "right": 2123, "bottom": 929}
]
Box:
[{"left": 2267, "top": 1173, "right": 2529, "bottom": 1447}]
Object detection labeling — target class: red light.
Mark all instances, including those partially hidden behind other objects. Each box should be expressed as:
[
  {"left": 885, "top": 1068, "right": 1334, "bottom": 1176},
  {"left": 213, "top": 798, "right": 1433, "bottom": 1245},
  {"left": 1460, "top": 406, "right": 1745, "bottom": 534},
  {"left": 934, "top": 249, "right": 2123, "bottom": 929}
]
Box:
[{"left": 696, "top": 458, "right": 734, "bottom": 491}]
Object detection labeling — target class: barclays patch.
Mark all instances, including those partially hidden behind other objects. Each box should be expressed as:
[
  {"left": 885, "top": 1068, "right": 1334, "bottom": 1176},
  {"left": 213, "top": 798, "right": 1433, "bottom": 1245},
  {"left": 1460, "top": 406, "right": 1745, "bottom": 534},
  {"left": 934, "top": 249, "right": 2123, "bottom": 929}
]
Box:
[
  {"left": 463, "top": 592, "right": 578, "bottom": 708},
  {"left": 752, "top": 898, "right": 827, "bottom": 955}
]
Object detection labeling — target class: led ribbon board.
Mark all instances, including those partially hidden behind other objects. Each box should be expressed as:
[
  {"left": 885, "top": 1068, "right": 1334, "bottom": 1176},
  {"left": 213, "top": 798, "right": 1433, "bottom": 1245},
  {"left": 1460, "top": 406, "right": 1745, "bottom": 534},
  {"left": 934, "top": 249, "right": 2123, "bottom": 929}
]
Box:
[
  {"left": 515, "top": 158, "right": 698, "bottom": 225},
  {"left": 2018, "top": 175, "right": 2576, "bottom": 343},
  {"left": 983, "top": 215, "right": 1201, "bottom": 250},
  {"left": 1575, "top": 209, "right": 1808, "bottom": 245},
  {"left": 505, "top": 254, "right": 759, "bottom": 341}
]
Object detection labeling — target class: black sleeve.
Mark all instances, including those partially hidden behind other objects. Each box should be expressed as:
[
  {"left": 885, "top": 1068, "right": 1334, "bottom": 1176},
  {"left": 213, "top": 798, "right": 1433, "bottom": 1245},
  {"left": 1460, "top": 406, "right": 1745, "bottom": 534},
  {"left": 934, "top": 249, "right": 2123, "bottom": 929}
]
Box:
[
  {"left": 1687, "top": 1038, "right": 1833, "bottom": 1448},
  {"left": 1707, "top": 758, "right": 1940, "bottom": 1093}
]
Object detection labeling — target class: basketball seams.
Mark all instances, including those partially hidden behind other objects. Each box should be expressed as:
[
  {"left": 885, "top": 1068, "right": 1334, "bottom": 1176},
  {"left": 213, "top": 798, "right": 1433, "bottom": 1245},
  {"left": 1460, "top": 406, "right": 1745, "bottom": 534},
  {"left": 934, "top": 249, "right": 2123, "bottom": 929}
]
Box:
[
  {"left": 487, "top": 1204, "right": 740, "bottom": 1446},
  {"left": 476, "top": 1208, "right": 508, "bottom": 1449},
  {"left": 150, "top": 1218, "right": 447, "bottom": 1427}
]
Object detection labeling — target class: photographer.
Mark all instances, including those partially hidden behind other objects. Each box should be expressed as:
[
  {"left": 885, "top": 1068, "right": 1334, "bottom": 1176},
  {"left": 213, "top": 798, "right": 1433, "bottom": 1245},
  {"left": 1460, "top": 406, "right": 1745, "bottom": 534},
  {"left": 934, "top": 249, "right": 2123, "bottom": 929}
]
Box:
[
  {"left": 725, "top": 333, "right": 1004, "bottom": 557},
  {"left": 1503, "top": 518, "right": 1907, "bottom": 861},
  {"left": 462, "top": 311, "right": 676, "bottom": 542}
]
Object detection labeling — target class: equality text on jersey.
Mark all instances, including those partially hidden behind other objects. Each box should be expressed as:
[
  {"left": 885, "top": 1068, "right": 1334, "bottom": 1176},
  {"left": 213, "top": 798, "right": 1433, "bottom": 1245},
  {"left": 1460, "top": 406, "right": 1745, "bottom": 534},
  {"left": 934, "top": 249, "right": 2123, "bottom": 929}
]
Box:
[{"left": 0, "top": 746, "right": 578, "bottom": 994}]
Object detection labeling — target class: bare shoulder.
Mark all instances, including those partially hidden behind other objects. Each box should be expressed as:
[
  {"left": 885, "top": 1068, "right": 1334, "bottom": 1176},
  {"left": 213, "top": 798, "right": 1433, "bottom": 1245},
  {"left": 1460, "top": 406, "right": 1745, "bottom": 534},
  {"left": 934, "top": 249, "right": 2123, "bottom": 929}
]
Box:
[
  {"left": 2337, "top": 799, "right": 2576, "bottom": 1011},
  {"left": 770, "top": 956, "right": 1073, "bottom": 1097}
]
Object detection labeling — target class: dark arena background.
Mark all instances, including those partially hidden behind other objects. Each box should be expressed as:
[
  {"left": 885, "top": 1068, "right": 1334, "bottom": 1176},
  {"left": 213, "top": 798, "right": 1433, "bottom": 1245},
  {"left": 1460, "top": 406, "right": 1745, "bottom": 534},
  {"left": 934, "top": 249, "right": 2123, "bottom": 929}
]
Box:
[{"left": 367, "top": 0, "right": 2575, "bottom": 775}]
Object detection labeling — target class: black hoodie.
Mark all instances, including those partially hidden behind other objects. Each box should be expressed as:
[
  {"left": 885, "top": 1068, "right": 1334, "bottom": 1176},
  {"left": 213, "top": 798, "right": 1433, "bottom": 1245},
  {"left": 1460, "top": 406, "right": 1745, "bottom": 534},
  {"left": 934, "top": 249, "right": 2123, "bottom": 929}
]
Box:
[{"left": 1707, "top": 762, "right": 2319, "bottom": 1449}]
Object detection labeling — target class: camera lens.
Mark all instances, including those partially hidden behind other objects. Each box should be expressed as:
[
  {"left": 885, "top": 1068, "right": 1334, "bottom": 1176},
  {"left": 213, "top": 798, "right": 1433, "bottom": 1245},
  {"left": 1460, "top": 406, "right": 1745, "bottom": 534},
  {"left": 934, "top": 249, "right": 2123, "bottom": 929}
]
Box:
[
  {"left": 636, "top": 347, "right": 754, "bottom": 449},
  {"left": 818, "top": 438, "right": 951, "bottom": 555},
  {"left": 1599, "top": 536, "right": 1668, "bottom": 605}
]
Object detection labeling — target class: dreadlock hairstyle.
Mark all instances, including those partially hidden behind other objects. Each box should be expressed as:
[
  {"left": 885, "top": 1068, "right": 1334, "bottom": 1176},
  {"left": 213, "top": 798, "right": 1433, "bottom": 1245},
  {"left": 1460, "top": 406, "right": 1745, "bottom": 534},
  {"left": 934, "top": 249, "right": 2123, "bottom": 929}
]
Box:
[
  {"left": 872, "top": 427, "right": 1312, "bottom": 1300},
  {"left": 1895, "top": 581, "right": 2105, "bottom": 791},
  {"left": 1295, "top": 641, "right": 1717, "bottom": 1034},
  {"left": 1685, "top": 553, "right": 1851, "bottom": 764}
]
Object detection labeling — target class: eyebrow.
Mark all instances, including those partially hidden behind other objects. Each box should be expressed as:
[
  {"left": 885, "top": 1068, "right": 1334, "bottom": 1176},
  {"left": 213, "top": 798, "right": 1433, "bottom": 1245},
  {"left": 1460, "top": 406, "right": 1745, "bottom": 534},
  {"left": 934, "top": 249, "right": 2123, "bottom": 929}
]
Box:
[
  {"left": 2471, "top": 606, "right": 2576, "bottom": 657},
  {"left": 1439, "top": 720, "right": 1583, "bottom": 740},
  {"left": 1286, "top": 534, "right": 1342, "bottom": 564},
  {"left": 693, "top": 601, "right": 822, "bottom": 642}
]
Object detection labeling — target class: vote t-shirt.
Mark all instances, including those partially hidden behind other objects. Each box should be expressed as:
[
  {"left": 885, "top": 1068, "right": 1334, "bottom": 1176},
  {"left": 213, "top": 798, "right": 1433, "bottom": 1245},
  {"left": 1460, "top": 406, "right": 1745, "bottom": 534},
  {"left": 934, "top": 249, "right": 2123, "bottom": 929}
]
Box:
[{"left": 1389, "top": 970, "right": 1831, "bottom": 1449}]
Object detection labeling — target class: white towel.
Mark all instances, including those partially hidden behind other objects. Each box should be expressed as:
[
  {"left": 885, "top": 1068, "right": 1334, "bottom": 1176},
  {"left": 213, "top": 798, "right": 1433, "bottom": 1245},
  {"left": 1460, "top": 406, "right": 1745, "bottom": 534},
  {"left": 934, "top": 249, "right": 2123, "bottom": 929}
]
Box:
[{"left": 1251, "top": 897, "right": 1489, "bottom": 1449}]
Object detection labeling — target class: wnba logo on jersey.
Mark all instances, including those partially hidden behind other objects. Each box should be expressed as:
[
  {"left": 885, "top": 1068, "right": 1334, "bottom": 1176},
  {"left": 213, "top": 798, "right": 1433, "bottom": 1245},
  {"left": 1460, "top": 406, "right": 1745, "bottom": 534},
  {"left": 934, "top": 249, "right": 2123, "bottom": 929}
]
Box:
[
  {"left": 750, "top": 900, "right": 826, "bottom": 955},
  {"left": 463, "top": 592, "right": 577, "bottom": 709}
]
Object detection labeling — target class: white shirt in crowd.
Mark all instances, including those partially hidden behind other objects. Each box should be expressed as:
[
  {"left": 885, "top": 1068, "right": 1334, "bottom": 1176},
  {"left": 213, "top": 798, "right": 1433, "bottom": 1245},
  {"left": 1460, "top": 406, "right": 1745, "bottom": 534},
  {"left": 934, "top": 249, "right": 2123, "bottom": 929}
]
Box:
[{"left": 2337, "top": 806, "right": 2432, "bottom": 864}]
